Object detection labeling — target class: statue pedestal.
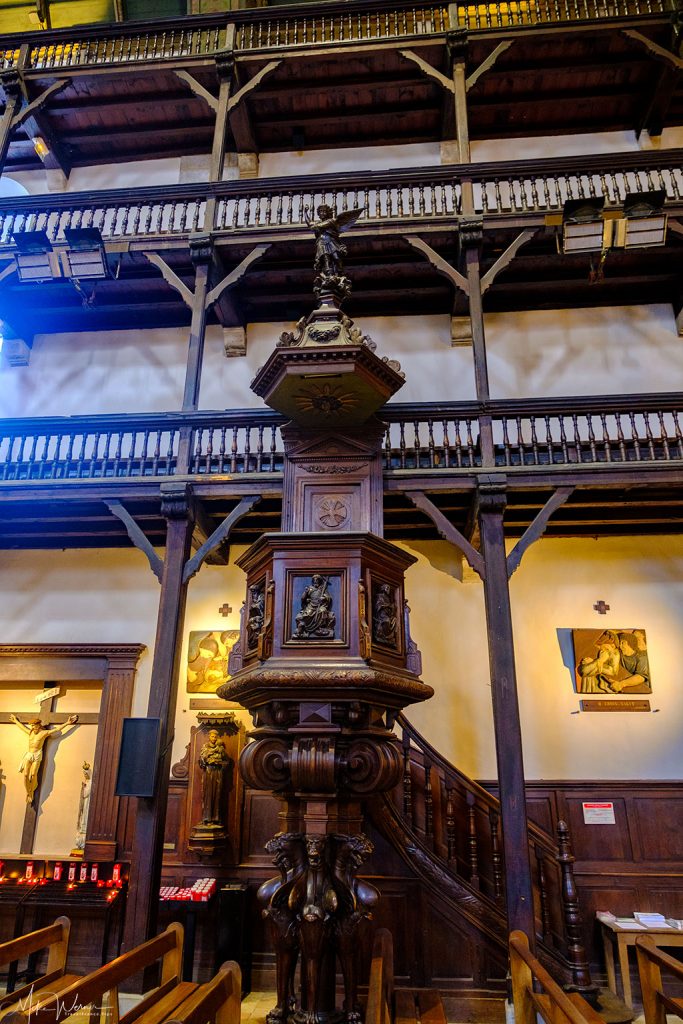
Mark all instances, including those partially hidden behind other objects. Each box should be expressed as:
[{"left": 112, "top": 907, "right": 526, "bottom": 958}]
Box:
[{"left": 188, "top": 822, "right": 229, "bottom": 858}]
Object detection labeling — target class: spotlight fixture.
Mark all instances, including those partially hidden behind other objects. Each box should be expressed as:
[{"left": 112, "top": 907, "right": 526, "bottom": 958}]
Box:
[
  {"left": 619, "top": 190, "right": 667, "bottom": 249},
  {"left": 561, "top": 198, "right": 606, "bottom": 254},
  {"left": 63, "top": 227, "right": 109, "bottom": 280},
  {"left": 12, "top": 230, "right": 59, "bottom": 282}
]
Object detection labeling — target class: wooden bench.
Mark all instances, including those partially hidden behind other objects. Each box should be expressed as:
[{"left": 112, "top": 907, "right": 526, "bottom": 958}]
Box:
[
  {"left": 162, "top": 961, "right": 241, "bottom": 1024},
  {"left": 0, "top": 917, "right": 77, "bottom": 1021},
  {"left": 365, "top": 927, "right": 447, "bottom": 1024},
  {"left": 365, "top": 929, "right": 393, "bottom": 1024},
  {"left": 510, "top": 931, "right": 603, "bottom": 1024},
  {"left": 636, "top": 934, "right": 683, "bottom": 1024},
  {"left": 3, "top": 923, "right": 187, "bottom": 1024}
]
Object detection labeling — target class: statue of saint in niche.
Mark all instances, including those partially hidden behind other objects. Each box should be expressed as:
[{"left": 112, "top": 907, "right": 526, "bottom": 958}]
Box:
[
  {"left": 10, "top": 713, "right": 79, "bottom": 804},
  {"left": 304, "top": 204, "right": 363, "bottom": 279},
  {"left": 294, "top": 575, "right": 336, "bottom": 639},
  {"left": 246, "top": 583, "right": 265, "bottom": 649},
  {"left": 373, "top": 583, "right": 398, "bottom": 647},
  {"left": 198, "top": 729, "right": 231, "bottom": 826}
]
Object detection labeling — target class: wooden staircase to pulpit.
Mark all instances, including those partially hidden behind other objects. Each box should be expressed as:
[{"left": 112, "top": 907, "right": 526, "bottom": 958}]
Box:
[{"left": 367, "top": 714, "right": 593, "bottom": 994}]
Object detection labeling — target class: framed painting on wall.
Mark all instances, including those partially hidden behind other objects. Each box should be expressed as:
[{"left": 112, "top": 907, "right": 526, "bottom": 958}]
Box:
[
  {"left": 187, "top": 630, "right": 239, "bottom": 693},
  {"left": 572, "top": 628, "right": 651, "bottom": 695}
]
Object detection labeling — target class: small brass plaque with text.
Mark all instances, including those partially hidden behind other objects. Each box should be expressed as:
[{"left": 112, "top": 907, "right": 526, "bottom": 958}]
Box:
[{"left": 580, "top": 700, "right": 650, "bottom": 712}]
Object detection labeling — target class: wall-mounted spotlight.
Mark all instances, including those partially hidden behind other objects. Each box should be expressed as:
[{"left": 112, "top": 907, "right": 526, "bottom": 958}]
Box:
[
  {"left": 12, "top": 230, "right": 60, "bottom": 282},
  {"left": 63, "top": 227, "right": 109, "bottom": 280},
  {"left": 619, "top": 190, "right": 667, "bottom": 249},
  {"left": 561, "top": 198, "right": 606, "bottom": 254},
  {"left": 561, "top": 192, "right": 668, "bottom": 255}
]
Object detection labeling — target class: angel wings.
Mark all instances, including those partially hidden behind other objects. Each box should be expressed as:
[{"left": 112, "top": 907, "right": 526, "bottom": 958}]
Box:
[{"left": 304, "top": 204, "right": 365, "bottom": 277}]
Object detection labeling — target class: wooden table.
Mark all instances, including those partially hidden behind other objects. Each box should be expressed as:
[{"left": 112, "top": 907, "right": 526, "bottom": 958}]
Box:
[{"left": 598, "top": 915, "right": 683, "bottom": 1009}]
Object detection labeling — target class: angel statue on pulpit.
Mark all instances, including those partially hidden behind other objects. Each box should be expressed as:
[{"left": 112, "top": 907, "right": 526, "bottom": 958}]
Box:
[{"left": 304, "top": 204, "right": 364, "bottom": 278}]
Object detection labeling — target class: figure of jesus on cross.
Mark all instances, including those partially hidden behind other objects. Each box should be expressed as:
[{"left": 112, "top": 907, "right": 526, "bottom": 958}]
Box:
[{"left": 9, "top": 713, "right": 79, "bottom": 803}]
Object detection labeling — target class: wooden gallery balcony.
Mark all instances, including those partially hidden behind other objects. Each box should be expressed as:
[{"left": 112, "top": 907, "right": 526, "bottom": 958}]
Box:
[
  {"left": 1, "top": 393, "right": 682, "bottom": 549},
  {"left": 0, "top": 151, "right": 681, "bottom": 335},
  {"left": 0, "top": 0, "right": 680, "bottom": 171}
]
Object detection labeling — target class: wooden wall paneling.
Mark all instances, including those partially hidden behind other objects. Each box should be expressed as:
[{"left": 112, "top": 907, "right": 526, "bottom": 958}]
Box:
[
  {"left": 87, "top": 647, "right": 145, "bottom": 861},
  {"left": 633, "top": 795, "right": 683, "bottom": 862},
  {"left": 240, "top": 788, "right": 282, "bottom": 866},
  {"left": 163, "top": 782, "right": 188, "bottom": 863},
  {"left": 526, "top": 793, "right": 556, "bottom": 835}
]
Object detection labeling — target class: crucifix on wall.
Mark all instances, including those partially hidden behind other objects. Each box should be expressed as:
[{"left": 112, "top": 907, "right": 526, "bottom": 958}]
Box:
[{"left": 0, "top": 681, "right": 100, "bottom": 855}]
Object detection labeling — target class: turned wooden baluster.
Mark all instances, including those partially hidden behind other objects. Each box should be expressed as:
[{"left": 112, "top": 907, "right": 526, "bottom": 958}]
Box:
[
  {"left": 402, "top": 733, "right": 413, "bottom": 825},
  {"left": 556, "top": 820, "right": 593, "bottom": 991},
  {"left": 423, "top": 760, "right": 434, "bottom": 851},
  {"left": 466, "top": 790, "right": 480, "bottom": 889},
  {"left": 536, "top": 846, "right": 551, "bottom": 940},
  {"left": 489, "top": 808, "right": 503, "bottom": 902},
  {"left": 445, "top": 786, "right": 456, "bottom": 863}
]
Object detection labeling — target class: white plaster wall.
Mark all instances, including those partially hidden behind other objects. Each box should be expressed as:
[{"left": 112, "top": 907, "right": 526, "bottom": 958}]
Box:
[
  {"left": 471, "top": 126, "right": 683, "bottom": 163},
  {"left": 398, "top": 535, "right": 683, "bottom": 781},
  {"left": 2, "top": 305, "right": 680, "bottom": 417},
  {"left": 0, "top": 549, "right": 157, "bottom": 717},
  {"left": 5, "top": 126, "right": 683, "bottom": 199},
  {"left": 0, "top": 536, "right": 682, "bottom": 815},
  {"left": 485, "top": 304, "right": 683, "bottom": 400},
  {"left": 0, "top": 327, "right": 192, "bottom": 417}
]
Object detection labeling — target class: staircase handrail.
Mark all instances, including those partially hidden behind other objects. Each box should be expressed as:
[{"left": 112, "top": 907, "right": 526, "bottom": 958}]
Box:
[{"left": 397, "top": 713, "right": 557, "bottom": 856}]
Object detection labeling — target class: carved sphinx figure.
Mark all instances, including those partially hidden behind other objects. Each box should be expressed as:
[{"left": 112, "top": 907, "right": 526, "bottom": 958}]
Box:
[
  {"left": 289, "top": 836, "right": 339, "bottom": 1023},
  {"left": 330, "top": 834, "right": 379, "bottom": 1024},
  {"left": 258, "top": 833, "right": 306, "bottom": 1024}
]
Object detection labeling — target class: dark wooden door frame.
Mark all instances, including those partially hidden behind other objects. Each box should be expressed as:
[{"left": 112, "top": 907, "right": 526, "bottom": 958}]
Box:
[{"left": 0, "top": 643, "right": 146, "bottom": 860}]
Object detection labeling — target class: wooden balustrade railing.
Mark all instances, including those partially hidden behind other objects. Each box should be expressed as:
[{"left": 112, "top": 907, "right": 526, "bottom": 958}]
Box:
[
  {"left": 0, "top": 154, "right": 680, "bottom": 246},
  {"left": 0, "top": 410, "right": 284, "bottom": 482},
  {"left": 396, "top": 714, "right": 594, "bottom": 990},
  {"left": 1, "top": 394, "right": 681, "bottom": 483},
  {"left": 0, "top": 0, "right": 675, "bottom": 73}
]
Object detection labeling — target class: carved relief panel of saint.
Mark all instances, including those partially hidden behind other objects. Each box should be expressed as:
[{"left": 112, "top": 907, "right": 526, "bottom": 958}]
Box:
[{"left": 289, "top": 573, "right": 342, "bottom": 643}]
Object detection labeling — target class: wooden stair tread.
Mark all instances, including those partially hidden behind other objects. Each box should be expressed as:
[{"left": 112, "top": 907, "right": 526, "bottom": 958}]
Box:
[
  {"left": 394, "top": 988, "right": 447, "bottom": 1024},
  {"left": 416, "top": 989, "right": 447, "bottom": 1024},
  {"left": 394, "top": 989, "right": 419, "bottom": 1024}
]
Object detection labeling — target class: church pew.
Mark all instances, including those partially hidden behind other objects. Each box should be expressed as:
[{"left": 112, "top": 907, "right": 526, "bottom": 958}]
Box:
[
  {"left": 509, "top": 931, "right": 603, "bottom": 1024},
  {"left": 0, "top": 916, "right": 78, "bottom": 1020},
  {"left": 159, "top": 961, "right": 241, "bottom": 1024},
  {"left": 636, "top": 935, "right": 683, "bottom": 1024},
  {"left": 365, "top": 929, "right": 393, "bottom": 1024},
  {"left": 2, "top": 922, "right": 190, "bottom": 1024}
]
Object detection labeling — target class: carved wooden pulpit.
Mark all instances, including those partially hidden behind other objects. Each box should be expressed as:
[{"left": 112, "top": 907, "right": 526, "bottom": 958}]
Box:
[{"left": 219, "top": 235, "right": 433, "bottom": 1024}]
